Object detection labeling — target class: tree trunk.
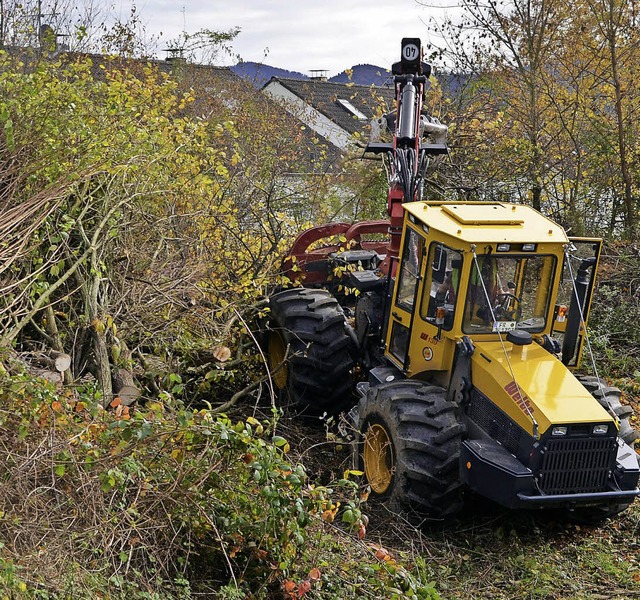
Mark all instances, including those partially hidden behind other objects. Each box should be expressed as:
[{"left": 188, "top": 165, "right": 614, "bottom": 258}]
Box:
[
  {"left": 605, "top": 0, "right": 637, "bottom": 238},
  {"left": 92, "top": 329, "right": 113, "bottom": 407},
  {"left": 44, "top": 305, "right": 72, "bottom": 384},
  {"left": 532, "top": 184, "right": 542, "bottom": 212}
]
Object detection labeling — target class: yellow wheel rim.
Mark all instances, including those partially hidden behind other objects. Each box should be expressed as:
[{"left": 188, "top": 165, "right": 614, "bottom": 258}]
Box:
[
  {"left": 363, "top": 423, "right": 394, "bottom": 494},
  {"left": 268, "top": 330, "right": 288, "bottom": 390}
]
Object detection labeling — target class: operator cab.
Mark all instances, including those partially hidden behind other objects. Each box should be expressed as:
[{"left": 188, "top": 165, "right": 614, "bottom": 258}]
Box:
[{"left": 384, "top": 201, "right": 599, "bottom": 378}]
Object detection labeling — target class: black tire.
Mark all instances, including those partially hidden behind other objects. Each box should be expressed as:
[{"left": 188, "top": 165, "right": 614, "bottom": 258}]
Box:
[
  {"left": 576, "top": 375, "right": 638, "bottom": 447},
  {"left": 356, "top": 380, "right": 465, "bottom": 518},
  {"left": 569, "top": 374, "right": 637, "bottom": 523},
  {"left": 266, "top": 288, "right": 356, "bottom": 416}
]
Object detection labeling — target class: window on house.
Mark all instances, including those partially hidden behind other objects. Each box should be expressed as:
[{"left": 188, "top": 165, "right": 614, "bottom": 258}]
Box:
[{"left": 337, "top": 98, "right": 367, "bottom": 120}]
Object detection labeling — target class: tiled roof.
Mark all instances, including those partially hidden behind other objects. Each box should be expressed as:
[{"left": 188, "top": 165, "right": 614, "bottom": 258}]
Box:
[
  {"left": 63, "top": 53, "right": 242, "bottom": 87},
  {"left": 266, "top": 77, "right": 396, "bottom": 136},
  {"left": 1, "top": 48, "right": 341, "bottom": 173},
  {"left": 154, "top": 58, "right": 242, "bottom": 85}
]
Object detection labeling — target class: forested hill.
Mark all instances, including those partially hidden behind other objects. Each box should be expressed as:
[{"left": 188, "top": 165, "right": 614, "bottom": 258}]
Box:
[
  {"left": 230, "top": 61, "right": 309, "bottom": 87},
  {"left": 330, "top": 63, "right": 392, "bottom": 85},
  {"left": 231, "top": 61, "right": 392, "bottom": 87}
]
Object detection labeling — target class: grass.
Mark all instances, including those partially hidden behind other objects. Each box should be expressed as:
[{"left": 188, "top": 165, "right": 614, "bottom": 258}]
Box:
[
  {"left": 280, "top": 414, "right": 640, "bottom": 600},
  {"left": 411, "top": 503, "right": 640, "bottom": 599},
  {"left": 1, "top": 364, "right": 637, "bottom": 599},
  {"left": 354, "top": 484, "right": 640, "bottom": 600}
]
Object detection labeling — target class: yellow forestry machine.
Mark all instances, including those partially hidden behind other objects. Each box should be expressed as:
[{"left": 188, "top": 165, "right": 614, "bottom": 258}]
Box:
[{"left": 265, "top": 38, "right": 639, "bottom": 521}]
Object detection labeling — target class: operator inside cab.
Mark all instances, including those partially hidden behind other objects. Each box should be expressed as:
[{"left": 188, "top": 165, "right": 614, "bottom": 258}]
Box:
[
  {"left": 461, "top": 252, "right": 554, "bottom": 334},
  {"left": 466, "top": 254, "right": 504, "bottom": 323},
  {"left": 424, "top": 244, "right": 462, "bottom": 329}
]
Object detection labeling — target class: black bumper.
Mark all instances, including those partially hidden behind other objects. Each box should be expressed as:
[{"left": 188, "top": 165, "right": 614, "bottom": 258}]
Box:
[{"left": 461, "top": 438, "right": 640, "bottom": 509}]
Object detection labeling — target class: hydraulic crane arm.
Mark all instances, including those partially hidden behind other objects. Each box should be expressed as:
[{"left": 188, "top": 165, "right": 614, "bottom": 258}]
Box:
[{"left": 364, "top": 38, "right": 448, "bottom": 276}]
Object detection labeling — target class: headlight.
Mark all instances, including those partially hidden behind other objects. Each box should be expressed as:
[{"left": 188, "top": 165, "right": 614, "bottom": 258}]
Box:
[
  {"left": 592, "top": 424, "right": 608, "bottom": 435},
  {"left": 551, "top": 426, "right": 568, "bottom": 436}
]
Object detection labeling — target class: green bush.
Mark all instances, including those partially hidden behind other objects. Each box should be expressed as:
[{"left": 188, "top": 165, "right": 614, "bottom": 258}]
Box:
[
  {"left": 588, "top": 244, "right": 640, "bottom": 381},
  {"left": 0, "top": 370, "right": 439, "bottom": 599}
]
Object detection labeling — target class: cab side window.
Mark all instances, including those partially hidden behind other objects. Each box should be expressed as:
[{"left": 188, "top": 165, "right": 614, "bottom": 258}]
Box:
[{"left": 421, "top": 243, "right": 462, "bottom": 329}]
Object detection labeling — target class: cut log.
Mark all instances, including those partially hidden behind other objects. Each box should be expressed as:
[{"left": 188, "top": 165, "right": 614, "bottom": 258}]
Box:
[
  {"left": 31, "top": 351, "right": 72, "bottom": 373},
  {"left": 32, "top": 368, "right": 63, "bottom": 384},
  {"left": 112, "top": 368, "right": 140, "bottom": 407},
  {"left": 49, "top": 351, "right": 72, "bottom": 373}
]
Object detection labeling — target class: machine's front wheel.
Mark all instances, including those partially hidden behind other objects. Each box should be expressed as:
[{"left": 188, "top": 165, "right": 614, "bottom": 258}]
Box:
[
  {"left": 266, "top": 288, "right": 356, "bottom": 416},
  {"left": 357, "top": 380, "right": 465, "bottom": 518}
]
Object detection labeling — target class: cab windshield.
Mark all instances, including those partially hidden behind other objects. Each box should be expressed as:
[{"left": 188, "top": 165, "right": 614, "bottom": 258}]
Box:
[{"left": 462, "top": 254, "right": 556, "bottom": 334}]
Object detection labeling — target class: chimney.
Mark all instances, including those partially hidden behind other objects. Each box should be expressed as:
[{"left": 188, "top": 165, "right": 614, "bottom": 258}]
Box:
[
  {"left": 39, "top": 24, "right": 57, "bottom": 52},
  {"left": 164, "top": 47, "right": 187, "bottom": 65},
  {"left": 309, "top": 69, "right": 328, "bottom": 81}
]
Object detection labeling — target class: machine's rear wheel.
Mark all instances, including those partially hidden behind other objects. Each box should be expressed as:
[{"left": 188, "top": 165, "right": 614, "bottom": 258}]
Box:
[
  {"left": 357, "top": 380, "right": 465, "bottom": 518},
  {"left": 576, "top": 375, "right": 638, "bottom": 447},
  {"left": 266, "top": 288, "right": 356, "bottom": 416},
  {"left": 569, "top": 374, "right": 638, "bottom": 523}
]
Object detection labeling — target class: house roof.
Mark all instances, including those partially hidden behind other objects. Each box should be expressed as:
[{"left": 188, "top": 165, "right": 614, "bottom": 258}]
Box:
[
  {"left": 154, "top": 58, "right": 242, "bottom": 86},
  {"left": 62, "top": 53, "right": 243, "bottom": 89},
  {"left": 263, "top": 77, "right": 396, "bottom": 138},
  {"left": 1, "top": 48, "right": 343, "bottom": 173}
]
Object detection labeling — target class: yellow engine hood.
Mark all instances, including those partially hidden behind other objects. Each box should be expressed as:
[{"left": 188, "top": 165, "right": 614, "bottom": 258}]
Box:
[{"left": 471, "top": 340, "right": 614, "bottom": 436}]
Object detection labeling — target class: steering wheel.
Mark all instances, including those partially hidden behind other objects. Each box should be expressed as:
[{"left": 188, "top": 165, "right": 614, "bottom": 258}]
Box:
[{"left": 494, "top": 292, "right": 521, "bottom": 321}]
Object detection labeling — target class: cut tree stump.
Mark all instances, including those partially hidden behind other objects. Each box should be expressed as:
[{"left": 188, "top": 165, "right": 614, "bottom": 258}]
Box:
[
  {"left": 32, "top": 368, "right": 63, "bottom": 384},
  {"left": 112, "top": 368, "right": 140, "bottom": 406}
]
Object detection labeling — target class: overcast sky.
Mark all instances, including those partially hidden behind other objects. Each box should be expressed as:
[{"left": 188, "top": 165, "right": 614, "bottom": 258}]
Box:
[{"left": 129, "top": 0, "right": 443, "bottom": 75}]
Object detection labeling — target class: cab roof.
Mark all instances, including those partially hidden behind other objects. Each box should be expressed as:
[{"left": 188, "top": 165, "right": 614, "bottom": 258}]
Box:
[{"left": 404, "top": 201, "right": 568, "bottom": 245}]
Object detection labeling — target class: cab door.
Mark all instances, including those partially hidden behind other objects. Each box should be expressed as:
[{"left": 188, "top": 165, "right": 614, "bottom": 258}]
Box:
[
  {"left": 385, "top": 225, "right": 426, "bottom": 369},
  {"left": 385, "top": 225, "right": 462, "bottom": 376},
  {"left": 411, "top": 241, "right": 462, "bottom": 373},
  {"left": 552, "top": 237, "right": 602, "bottom": 368}
]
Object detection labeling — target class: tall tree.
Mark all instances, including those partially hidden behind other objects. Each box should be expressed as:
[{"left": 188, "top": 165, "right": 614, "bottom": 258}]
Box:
[
  {"left": 431, "top": 0, "right": 566, "bottom": 211},
  {"left": 580, "top": 0, "right": 640, "bottom": 237}
]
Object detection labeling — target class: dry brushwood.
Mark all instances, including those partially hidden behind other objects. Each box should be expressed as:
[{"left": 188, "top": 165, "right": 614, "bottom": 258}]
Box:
[{"left": 0, "top": 401, "right": 209, "bottom": 593}]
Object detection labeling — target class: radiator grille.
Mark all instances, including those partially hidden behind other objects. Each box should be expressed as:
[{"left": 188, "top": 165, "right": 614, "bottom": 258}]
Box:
[
  {"left": 538, "top": 437, "right": 616, "bottom": 495},
  {"left": 468, "top": 387, "right": 523, "bottom": 454}
]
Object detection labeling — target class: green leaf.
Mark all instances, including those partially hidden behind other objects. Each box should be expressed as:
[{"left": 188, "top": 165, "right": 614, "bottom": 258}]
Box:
[
  {"left": 136, "top": 421, "right": 153, "bottom": 440},
  {"left": 342, "top": 509, "right": 355, "bottom": 524},
  {"left": 100, "top": 473, "right": 116, "bottom": 492},
  {"left": 4, "top": 118, "right": 14, "bottom": 150}
]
